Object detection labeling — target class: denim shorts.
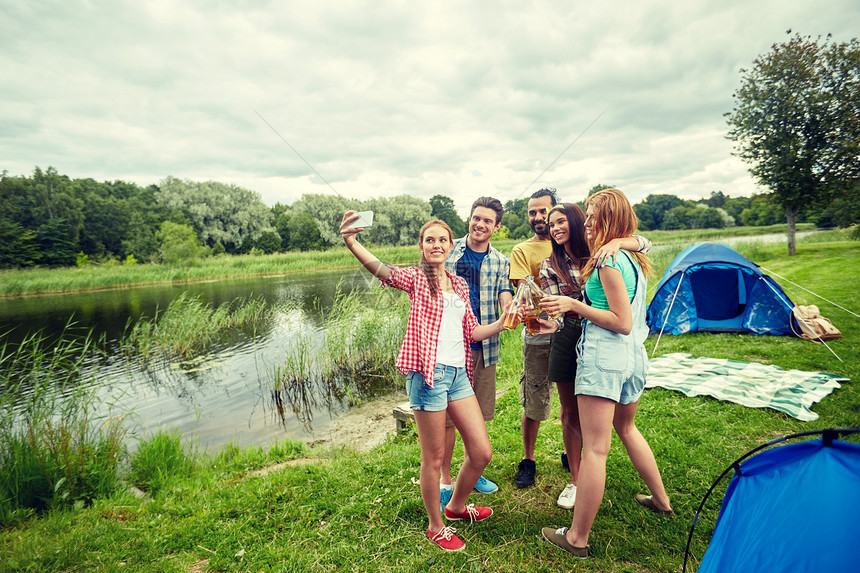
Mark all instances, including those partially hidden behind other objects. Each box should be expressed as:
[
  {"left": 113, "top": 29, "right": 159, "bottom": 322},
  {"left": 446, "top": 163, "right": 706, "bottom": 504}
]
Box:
[
  {"left": 575, "top": 322, "right": 646, "bottom": 405},
  {"left": 407, "top": 364, "right": 474, "bottom": 412}
]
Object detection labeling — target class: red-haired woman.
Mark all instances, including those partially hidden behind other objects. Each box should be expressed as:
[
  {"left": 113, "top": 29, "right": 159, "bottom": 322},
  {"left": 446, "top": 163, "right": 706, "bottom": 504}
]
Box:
[
  {"left": 538, "top": 190, "right": 672, "bottom": 560},
  {"left": 537, "top": 203, "right": 651, "bottom": 512},
  {"left": 340, "top": 211, "right": 508, "bottom": 552}
]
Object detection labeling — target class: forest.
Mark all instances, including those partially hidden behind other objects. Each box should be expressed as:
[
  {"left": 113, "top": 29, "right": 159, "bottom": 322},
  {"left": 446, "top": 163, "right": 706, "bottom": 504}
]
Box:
[{"left": 0, "top": 166, "right": 854, "bottom": 269}]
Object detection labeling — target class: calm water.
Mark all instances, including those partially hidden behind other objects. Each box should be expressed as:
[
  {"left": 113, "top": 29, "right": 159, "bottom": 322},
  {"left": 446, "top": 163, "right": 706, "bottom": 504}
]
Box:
[{"left": 0, "top": 268, "right": 398, "bottom": 452}]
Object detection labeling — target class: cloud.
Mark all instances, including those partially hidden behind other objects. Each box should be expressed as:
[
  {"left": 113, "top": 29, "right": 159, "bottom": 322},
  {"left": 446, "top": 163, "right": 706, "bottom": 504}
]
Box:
[{"left": 1, "top": 0, "right": 856, "bottom": 217}]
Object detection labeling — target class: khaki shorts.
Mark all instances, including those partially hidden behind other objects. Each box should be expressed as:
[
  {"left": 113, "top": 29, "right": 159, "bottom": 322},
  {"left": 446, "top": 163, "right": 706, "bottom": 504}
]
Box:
[
  {"left": 519, "top": 342, "right": 553, "bottom": 421},
  {"left": 446, "top": 348, "right": 497, "bottom": 427}
]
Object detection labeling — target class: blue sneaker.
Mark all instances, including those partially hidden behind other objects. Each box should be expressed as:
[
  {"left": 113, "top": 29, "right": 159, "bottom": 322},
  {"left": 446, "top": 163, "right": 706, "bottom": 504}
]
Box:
[
  {"left": 440, "top": 486, "right": 453, "bottom": 512},
  {"left": 473, "top": 475, "right": 498, "bottom": 494}
]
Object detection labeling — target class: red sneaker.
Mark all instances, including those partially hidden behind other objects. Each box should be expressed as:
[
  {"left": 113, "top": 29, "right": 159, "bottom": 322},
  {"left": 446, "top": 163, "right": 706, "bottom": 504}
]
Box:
[
  {"left": 444, "top": 503, "right": 493, "bottom": 522},
  {"left": 428, "top": 526, "right": 465, "bottom": 551}
]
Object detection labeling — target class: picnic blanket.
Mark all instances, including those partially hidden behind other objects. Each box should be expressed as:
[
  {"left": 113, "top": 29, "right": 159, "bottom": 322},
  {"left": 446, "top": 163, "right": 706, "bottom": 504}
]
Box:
[{"left": 646, "top": 353, "right": 848, "bottom": 421}]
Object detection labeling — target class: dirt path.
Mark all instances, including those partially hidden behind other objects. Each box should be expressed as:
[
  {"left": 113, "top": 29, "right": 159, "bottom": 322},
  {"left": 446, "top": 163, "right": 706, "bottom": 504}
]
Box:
[{"left": 305, "top": 392, "right": 408, "bottom": 453}]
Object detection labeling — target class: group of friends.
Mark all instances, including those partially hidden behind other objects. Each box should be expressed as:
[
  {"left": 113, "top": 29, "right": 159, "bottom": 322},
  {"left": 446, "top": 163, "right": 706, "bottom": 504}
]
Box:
[{"left": 339, "top": 188, "right": 672, "bottom": 558}]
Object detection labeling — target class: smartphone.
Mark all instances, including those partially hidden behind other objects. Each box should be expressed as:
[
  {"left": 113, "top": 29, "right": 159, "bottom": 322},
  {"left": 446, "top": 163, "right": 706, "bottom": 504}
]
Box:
[{"left": 353, "top": 210, "right": 374, "bottom": 228}]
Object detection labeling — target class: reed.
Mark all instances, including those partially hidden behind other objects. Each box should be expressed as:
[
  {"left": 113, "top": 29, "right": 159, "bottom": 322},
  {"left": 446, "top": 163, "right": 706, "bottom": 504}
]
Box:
[
  {"left": 121, "top": 292, "right": 272, "bottom": 362},
  {"left": 267, "top": 286, "right": 408, "bottom": 428},
  {"left": 0, "top": 326, "right": 126, "bottom": 525}
]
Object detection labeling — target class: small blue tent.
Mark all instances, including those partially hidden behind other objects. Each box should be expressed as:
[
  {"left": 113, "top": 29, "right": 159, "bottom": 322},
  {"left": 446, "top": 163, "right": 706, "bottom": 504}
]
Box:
[
  {"left": 687, "top": 429, "right": 860, "bottom": 573},
  {"left": 647, "top": 243, "right": 795, "bottom": 335}
]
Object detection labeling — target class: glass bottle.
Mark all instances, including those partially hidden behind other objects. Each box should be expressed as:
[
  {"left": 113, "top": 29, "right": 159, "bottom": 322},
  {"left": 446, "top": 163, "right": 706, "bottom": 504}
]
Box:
[
  {"left": 522, "top": 275, "right": 545, "bottom": 335},
  {"left": 503, "top": 282, "right": 528, "bottom": 330}
]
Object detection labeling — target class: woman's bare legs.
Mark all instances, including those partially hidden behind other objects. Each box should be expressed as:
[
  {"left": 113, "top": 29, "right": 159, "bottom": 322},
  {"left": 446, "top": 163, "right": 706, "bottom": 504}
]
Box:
[
  {"left": 567, "top": 394, "right": 616, "bottom": 548},
  {"left": 414, "top": 409, "right": 449, "bottom": 533},
  {"left": 613, "top": 401, "right": 672, "bottom": 511},
  {"left": 557, "top": 382, "right": 582, "bottom": 485},
  {"left": 445, "top": 395, "right": 492, "bottom": 513}
]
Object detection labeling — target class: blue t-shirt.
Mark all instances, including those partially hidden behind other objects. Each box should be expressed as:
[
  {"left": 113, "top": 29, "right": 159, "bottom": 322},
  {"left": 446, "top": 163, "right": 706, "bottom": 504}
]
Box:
[{"left": 456, "top": 245, "right": 488, "bottom": 350}]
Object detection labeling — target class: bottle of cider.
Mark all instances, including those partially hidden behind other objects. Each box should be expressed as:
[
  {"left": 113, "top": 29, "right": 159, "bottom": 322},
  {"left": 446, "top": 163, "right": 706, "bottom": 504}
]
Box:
[
  {"left": 503, "top": 282, "right": 528, "bottom": 330},
  {"left": 522, "top": 275, "right": 545, "bottom": 335}
]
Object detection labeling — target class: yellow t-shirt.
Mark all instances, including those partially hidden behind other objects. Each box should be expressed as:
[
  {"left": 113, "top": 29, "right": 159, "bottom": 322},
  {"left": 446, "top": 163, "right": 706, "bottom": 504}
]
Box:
[
  {"left": 510, "top": 236, "right": 554, "bottom": 283},
  {"left": 510, "top": 236, "right": 554, "bottom": 345}
]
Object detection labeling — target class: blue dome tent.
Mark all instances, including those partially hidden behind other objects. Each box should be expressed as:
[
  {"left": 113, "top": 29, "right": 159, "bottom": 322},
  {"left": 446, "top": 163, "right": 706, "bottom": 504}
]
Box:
[
  {"left": 647, "top": 243, "right": 796, "bottom": 336},
  {"left": 684, "top": 428, "right": 860, "bottom": 573}
]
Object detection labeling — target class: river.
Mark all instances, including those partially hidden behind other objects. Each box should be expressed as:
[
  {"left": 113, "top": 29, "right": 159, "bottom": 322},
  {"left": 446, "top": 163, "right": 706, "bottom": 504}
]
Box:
[{"left": 0, "top": 268, "right": 398, "bottom": 452}]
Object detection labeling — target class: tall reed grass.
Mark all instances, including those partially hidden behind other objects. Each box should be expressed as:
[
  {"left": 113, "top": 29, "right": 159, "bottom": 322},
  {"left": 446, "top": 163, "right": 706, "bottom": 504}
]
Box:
[
  {"left": 0, "top": 326, "right": 125, "bottom": 525},
  {"left": 267, "top": 286, "right": 408, "bottom": 428},
  {"left": 122, "top": 292, "right": 272, "bottom": 362}
]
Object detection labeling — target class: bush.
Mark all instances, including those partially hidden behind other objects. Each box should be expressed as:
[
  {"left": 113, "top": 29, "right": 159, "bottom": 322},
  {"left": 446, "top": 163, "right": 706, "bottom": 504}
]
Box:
[
  {"left": 129, "top": 430, "right": 193, "bottom": 494},
  {"left": 75, "top": 251, "right": 91, "bottom": 267}
]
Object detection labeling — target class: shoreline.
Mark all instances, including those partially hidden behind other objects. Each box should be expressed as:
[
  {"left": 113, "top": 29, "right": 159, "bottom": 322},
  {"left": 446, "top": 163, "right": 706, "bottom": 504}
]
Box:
[{"left": 305, "top": 391, "right": 408, "bottom": 453}]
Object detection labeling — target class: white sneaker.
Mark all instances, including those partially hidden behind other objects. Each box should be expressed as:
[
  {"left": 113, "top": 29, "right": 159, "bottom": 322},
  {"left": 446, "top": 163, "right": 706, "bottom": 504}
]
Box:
[{"left": 557, "top": 483, "right": 577, "bottom": 509}]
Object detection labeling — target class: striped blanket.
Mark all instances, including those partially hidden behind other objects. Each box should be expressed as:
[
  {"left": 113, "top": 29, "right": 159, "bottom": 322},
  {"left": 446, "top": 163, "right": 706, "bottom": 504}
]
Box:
[{"left": 646, "top": 353, "right": 848, "bottom": 421}]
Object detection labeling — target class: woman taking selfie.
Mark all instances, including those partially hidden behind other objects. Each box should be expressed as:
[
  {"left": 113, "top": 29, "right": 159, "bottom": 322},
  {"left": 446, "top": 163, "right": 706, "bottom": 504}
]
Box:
[{"left": 340, "top": 210, "right": 508, "bottom": 552}]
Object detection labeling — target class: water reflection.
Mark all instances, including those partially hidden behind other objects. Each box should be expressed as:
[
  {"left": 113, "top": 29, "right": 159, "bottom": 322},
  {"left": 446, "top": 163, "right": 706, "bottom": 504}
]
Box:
[{"left": 0, "top": 269, "right": 403, "bottom": 452}]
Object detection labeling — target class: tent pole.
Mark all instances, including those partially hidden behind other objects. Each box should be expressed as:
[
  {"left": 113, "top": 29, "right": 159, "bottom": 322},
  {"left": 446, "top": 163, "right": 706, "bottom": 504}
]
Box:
[{"left": 651, "top": 273, "right": 685, "bottom": 358}]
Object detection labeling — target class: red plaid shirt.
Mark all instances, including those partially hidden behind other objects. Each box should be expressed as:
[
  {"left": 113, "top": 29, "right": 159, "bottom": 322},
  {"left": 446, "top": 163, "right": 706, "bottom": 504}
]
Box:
[{"left": 380, "top": 265, "right": 480, "bottom": 386}]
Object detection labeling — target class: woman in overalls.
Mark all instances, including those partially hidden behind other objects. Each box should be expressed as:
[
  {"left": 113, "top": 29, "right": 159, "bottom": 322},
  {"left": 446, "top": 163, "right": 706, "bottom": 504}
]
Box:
[{"left": 539, "top": 188, "right": 673, "bottom": 559}]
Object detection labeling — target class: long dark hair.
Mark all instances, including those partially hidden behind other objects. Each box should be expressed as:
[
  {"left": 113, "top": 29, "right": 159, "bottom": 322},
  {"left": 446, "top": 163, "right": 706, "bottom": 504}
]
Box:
[
  {"left": 547, "top": 203, "right": 589, "bottom": 292},
  {"left": 418, "top": 219, "right": 454, "bottom": 298}
]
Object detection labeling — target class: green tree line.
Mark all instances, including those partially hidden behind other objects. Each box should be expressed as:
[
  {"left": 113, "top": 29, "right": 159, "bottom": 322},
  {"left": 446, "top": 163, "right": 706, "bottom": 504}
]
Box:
[{"left": 0, "top": 167, "right": 854, "bottom": 270}]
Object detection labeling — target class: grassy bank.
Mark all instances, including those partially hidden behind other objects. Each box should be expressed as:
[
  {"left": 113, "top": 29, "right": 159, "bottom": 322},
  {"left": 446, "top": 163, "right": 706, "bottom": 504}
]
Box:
[
  {"left": 0, "top": 238, "right": 857, "bottom": 572},
  {"left": 0, "top": 224, "right": 822, "bottom": 297}
]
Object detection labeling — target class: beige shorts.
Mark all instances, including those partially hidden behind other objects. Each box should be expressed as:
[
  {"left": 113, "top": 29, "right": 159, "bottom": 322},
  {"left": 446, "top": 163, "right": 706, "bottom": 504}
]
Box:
[
  {"left": 519, "top": 342, "right": 553, "bottom": 421},
  {"left": 446, "top": 348, "right": 496, "bottom": 427}
]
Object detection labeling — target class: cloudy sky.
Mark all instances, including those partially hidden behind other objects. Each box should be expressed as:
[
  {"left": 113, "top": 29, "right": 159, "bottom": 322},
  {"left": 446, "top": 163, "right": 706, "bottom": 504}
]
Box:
[{"left": 2, "top": 0, "right": 858, "bottom": 216}]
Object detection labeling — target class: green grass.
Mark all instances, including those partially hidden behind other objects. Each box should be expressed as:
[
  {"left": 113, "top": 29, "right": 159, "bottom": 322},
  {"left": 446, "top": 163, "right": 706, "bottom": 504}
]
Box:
[
  {"left": 128, "top": 430, "right": 195, "bottom": 495},
  {"left": 0, "top": 247, "right": 421, "bottom": 297},
  {"left": 0, "top": 238, "right": 857, "bottom": 572}
]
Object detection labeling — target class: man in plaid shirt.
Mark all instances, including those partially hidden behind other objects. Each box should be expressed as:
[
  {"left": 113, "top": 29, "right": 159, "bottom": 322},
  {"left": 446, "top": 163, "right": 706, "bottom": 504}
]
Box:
[{"left": 439, "top": 197, "right": 513, "bottom": 503}]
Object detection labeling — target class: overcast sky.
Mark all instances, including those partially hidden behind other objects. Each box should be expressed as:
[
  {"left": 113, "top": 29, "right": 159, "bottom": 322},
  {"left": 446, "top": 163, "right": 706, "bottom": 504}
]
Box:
[{"left": 2, "top": 1, "right": 858, "bottom": 216}]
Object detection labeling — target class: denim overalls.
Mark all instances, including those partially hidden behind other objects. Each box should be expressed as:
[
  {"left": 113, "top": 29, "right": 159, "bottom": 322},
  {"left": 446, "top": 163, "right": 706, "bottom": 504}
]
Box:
[{"left": 574, "top": 251, "right": 649, "bottom": 404}]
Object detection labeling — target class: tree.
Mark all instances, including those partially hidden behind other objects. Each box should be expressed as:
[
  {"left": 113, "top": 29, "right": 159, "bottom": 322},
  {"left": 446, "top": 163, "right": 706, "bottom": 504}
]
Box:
[
  {"left": 274, "top": 211, "right": 292, "bottom": 250},
  {"left": 157, "top": 221, "right": 207, "bottom": 264},
  {"left": 633, "top": 194, "right": 685, "bottom": 230},
  {"left": 429, "top": 195, "right": 467, "bottom": 237},
  {"left": 156, "top": 177, "right": 275, "bottom": 253},
  {"left": 287, "top": 212, "right": 325, "bottom": 251},
  {"left": 254, "top": 231, "right": 283, "bottom": 254},
  {"left": 288, "top": 194, "right": 352, "bottom": 246},
  {"left": 0, "top": 219, "right": 39, "bottom": 268},
  {"left": 502, "top": 198, "right": 531, "bottom": 239},
  {"left": 725, "top": 32, "right": 860, "bottom": 255},
  {"left": 704, "top": 191, "right": 728, "bottom": 208},
  {"left": 739, "top": 194, "right": 785, "bottom": 226},
  {"left": 37, "top": 217, "right": 77, "bottom": 267}
]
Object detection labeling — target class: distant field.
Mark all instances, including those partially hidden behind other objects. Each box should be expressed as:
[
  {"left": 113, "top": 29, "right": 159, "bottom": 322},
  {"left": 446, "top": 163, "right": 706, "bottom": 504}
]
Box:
[{"left": 0, "top": 224, "right": 825, "bottom": 297}]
